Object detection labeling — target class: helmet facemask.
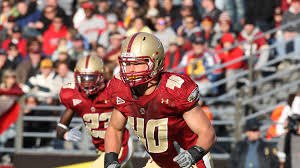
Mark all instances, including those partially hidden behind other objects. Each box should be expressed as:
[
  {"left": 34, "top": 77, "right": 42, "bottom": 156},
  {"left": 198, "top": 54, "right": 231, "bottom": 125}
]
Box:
[
  {"left": 119, "top": 53, "right": 160, "bottom": 87},
  {"left": 74, "top": 71, "right": 103, "bottom": 96}
]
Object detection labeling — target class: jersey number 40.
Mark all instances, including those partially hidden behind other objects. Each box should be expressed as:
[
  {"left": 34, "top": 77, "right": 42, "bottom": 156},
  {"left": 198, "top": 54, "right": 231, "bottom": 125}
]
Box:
[{"left": 128, "top": 116, "right": 168, "bottom": 153}]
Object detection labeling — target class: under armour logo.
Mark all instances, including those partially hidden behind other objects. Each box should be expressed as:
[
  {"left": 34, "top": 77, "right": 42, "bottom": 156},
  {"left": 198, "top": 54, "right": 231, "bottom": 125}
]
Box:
[
  {"left": 161, "top": 98, "right": 169, "bottom": 104},
  {"left": 140, "top": 108, "right": 145, "bottom": 114},
  {"left": 117, "top": 97, "right": 125, "bottom": 105},
  {"left": 73, "top": 99, "right": 82, "bottom": 106}
]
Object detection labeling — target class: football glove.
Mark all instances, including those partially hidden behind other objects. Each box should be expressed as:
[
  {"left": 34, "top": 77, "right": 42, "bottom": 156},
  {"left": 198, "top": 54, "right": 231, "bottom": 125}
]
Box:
[
  {"left": 64, "top": 125, "right": 82, "bottom": 142},
  {"left": 104, "top": 152, "right": 121, "bottom": 168},
  {"left": 173, "top": 141, "right": 206, "bottom": 168},
  {"left": 106, "top": 161, "right": 121, "bottom": 168}
]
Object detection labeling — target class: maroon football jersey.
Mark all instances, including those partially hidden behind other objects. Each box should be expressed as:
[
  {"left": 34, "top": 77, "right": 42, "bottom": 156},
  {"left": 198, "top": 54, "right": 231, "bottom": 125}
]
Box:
[
  {"left": 59, "top": 82, "right": 129, "bottom": 151},
  {"left": 107, "top": 72, "right": 204, "bottom": 168}
]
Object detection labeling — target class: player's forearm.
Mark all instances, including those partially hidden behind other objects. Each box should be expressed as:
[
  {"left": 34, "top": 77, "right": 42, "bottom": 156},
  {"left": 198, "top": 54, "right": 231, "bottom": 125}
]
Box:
[
  {"left": 56, "top": 123, "right": 68, "bottom": 140},
  {"left": 104, "top": 125, "right": 123, "bottom": 154},
  {"left": 195, "top": 125, "right": 216, "bottom": 152}
]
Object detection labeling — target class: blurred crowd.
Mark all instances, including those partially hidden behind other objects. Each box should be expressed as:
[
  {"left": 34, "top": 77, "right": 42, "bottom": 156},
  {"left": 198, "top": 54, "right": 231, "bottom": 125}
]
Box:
[{"left": 0, "top": 0, "right": 300, "bottom": 163}]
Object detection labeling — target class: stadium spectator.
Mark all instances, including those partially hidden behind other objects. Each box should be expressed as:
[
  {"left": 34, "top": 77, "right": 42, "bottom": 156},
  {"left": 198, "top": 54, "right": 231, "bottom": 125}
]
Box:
[
  {"left": 228, "top": 119, "right": 279, "bottom": 168},
  {"left": 173, "top": 5, "right": 195, "bottom": 31},
  {"left": 154, "top": 16, "right": 177, "bottom": 51},
  {"left": 98, "top": 13, "right": 126, "bottom": 48},
  {"left": 53, "top": 52, "right": 76, "bottom": 71},
  {"left": 277, "top": 114, "right": 300, "bottom": 168},
  {"left": 7, "top": 43, "right": 22, "bottom": 69},
  {"left": 273, "top": 7, "right": 286, "bottom": 57},
  {"left": 223, "top": 0, "right": 245, "bottom": 31},
  {"left": 143, "top": 0, "right": 162, "bottom": 30},
  {"left": 66, "top": 28, "right": 90, "bottom": 50},
  {"left": 67, "top": 34, "right": 89, "bottom": 61},
  {"left": 281, "top": 0, "right": 300, "bottom": 55},
  {"left": 176, "top": 15, "right": 201, "bottom": 41},
  {"left": 77, "top": 1, "right": 107, "bottom": 48},
  {"left": 0, "top": 0, "right": 15, "bottom": 26},
  {"left": 216, "top": 33, "right": 246, "bottom": 91},
  {"left": 238, "top": 19, "right": 270, "bottom": 69},
  {"left": 104, "top": 32, "right": 123, "bottom": 63},
  {"left": 199, "top": 16, "right": 218, "bottom": 50},
  {"left": 52, "top": 61, "right": 74, "bottom": 95},
  {"left": 0, "top": 50, "right": 14, "bottom": 82},
  {"left": 0, "top": 17, "right": 16, "bottom": 45},
  {"left": 180, "top": 35, "right": 221, "bottom": 96},
  {"left": 95, "top": 45, "right": 106, "bottom": 60},
  {"left": 244, "top": 0, "right": 280, "bottom": 31},
  {"left": 72, "top": 0, "right": 88, "bottom": 29},
  {"left": 0, "top": 70, "right": 23, "bottom": 154},
  {"left": 51, "top": 38, "right": 69, "bottom": 61},
  {"left": 182, "top": 0, "right": 202, "bottom": 18},
  {"left": 201, "top": 0, "right": 222, "bottom": 24},
  {"left": 24, "top": 5, "right": 57, "bottom": 38},
  {"left": 42, "top": 15, "right": 68, "bottom": 56},
  {"left": 164, "top": 40, "right": 184, "bottom": 70},
  {"left": 126, "top": 17, "right": 152, "bottom": 36},
  {"left": 214, "top": 12, "right": 234, "bottom": 46},
  {"left": 15, "top": 45, "right": 42, "bottom": 85},
  {"left": 160, "top": 0, "right": 181, "bottom": 26},
  {"left": 54, "top": 0, "right": 74, "bottom": 17},
  {"left": 42, "top": 0, "right": 71, "bottom": 27},
  {"left": 15, "top": 0, "right": 41, "bottom": 29},
  {"left": 0, "top": 70, "right": 23, "bottom": 97},
  {"left": 2, "top": 25, "right": 27, "bottom": 57},
  {"left": 95, "top": 0, "right": 113, "bottom": 16},
  {"left": 23, "top": 95, "right": 55, "bottom": 148},
  {"left": 22, "top": 58, "right": 57, "bottom": 104},
  {"left": 122, "top": 0, "right": 141, "bottom": 28}
]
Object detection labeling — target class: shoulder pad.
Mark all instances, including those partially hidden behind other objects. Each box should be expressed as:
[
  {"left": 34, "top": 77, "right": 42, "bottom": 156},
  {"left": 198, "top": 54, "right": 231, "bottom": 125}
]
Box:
[
  {"left": 62, "top": 82, "right": 76, "bottom": 89},
  {"left": 164, "top": 73, "right": 198, "bottom": 99}
]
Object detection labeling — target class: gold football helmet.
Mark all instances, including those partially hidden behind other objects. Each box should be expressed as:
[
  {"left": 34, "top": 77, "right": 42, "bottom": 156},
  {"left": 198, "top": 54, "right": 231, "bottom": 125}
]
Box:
[
  {"left": 119, "top": 32, "right": 164, "bottom": 87},
  {"left": 74, "top": 55, "right": 104, "bottom": 95}
]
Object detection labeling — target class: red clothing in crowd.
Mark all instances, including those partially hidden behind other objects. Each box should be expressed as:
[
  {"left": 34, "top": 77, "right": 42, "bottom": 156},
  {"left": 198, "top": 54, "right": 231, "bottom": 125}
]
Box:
[
  {"left": 217, "top": 47, "right": 245, "bottom": 70},
  {"left": 2, "top": 38, "right": 27, "bottom": 57},
  {"left": 0, "top": 84, "right": 24, "bottom": 96},
  {"left": 237, "top": 28, "right": 268, "bottom": 57},
  {"left": 281, "top": 0, "right": 292, "bottom": 12},
  {"left": 164, "top": 48, "right": 182, "bottom": 70},
  {"left": 0, "top": 84, "right": 23, "bottom": 134},
  {"left": 42, "top": 24, "right": 68, "bottom": 55},
  {"left": 216, "top": 33, "right": 246, "bottom": 70}
]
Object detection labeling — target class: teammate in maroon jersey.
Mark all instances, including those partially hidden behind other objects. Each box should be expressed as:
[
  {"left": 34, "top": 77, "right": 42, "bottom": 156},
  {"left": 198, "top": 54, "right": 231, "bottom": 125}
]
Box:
[
  {"left": 57, "top": 56, "right": 133, "bottom": 168},
  {"left": 104, "top": 32, "right": 216, "bottom": 168}
]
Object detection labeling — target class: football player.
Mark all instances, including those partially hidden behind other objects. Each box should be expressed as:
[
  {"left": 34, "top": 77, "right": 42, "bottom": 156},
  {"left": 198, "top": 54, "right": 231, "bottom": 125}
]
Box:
[
  {"left": 104, "top": 32, "right": 216, "bottom": 168},
  {"left": 57, "top": 56, "right": 133, "bottom": 168}
]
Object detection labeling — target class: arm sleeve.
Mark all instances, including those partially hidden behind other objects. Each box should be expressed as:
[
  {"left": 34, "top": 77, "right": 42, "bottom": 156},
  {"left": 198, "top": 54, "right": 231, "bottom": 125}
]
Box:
[{"left": 59, "top": 89, "right": 72, "bottom": 109}]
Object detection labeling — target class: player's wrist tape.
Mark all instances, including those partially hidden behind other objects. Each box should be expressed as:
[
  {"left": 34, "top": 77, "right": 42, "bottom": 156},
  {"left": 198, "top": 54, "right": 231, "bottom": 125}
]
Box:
[
  {"left": 104, "top": 152, "right": 119, "bottom": 168},
  {"left": 187, "top": 146, "right": 206, "bottom": 163},
  {"left": 57, "top": 123, "right": 69, "bottom": 130}
]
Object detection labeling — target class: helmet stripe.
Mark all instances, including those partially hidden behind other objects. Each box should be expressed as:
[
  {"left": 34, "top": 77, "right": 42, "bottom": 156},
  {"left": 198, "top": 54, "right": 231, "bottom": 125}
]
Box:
[
  {"left": 85, "top": 55, "right": 91, "bottom": 68},
  {"left": 127, "top": 32, "right": 140, "bottom": 52}
]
